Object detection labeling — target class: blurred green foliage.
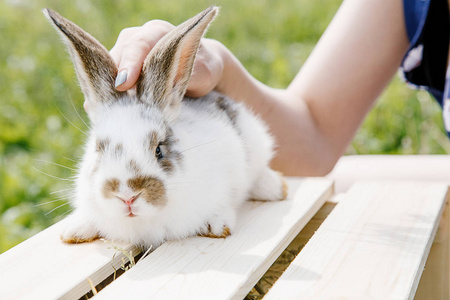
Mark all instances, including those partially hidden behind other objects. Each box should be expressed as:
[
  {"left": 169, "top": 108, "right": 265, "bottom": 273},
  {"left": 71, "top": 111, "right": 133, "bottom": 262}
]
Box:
[{"left": 0, "top": 0, "right": 448, "bottom": 254}]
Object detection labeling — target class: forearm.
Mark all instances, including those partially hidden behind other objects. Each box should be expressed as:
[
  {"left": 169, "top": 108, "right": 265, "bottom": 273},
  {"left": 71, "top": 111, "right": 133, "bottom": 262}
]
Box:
[
  {"left": 215, "top": 44, "right": 335, "bottom": 176},
  {"left": 214, "top": 0, "right": 409, "bottom": 176}
]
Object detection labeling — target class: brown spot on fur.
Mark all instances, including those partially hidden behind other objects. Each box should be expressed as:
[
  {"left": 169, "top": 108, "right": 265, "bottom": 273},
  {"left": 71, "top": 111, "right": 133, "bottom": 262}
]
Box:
[
  {"left": 157, "top": 127, "right": 182, "bottom": 173},
  {"left": 147, "top": 131, "right": 159, "bottom": 151},
  {"left": 91, "top": 158, "right": 100, "bottom": 174},
  {"left": 275, "top": 171, "right": 289, "bottom": 201},
  {"left": 127, "top": 176, "right": 166, "bottom": 206},
  {"left": 61, "top": 234, "right": 100, "bottom": 244},
  {"left": 159, "top": 159, "right": 174, "bottom": 172},
  {"left": 103, "top": 178, "right": 120, "bottom": 198},
  {"left": 281, "top": 176, "right": 289, "bottom": 200},
  {"left": 127, "top": 160, "right": 141, "bottom": 174},
  {"left": 96, "top": 139, "right": 110, "bottom": 153},
  {"left": 146, "top": 127, "right": 182, "bottom": 173},
  {"left": 216, "top": 96, "right": 238, "bottom": 124},
  {"left": 114, "top": 143, "right": 123, "bottom": 157},
  {"left": 199, "top": 225, "right": 231, "bottom": 239}
]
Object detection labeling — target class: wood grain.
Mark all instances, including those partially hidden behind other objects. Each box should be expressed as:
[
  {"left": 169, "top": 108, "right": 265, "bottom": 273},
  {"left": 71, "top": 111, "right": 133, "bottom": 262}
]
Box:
[
  {"left": 94, "top": 178, "right": 333, "bottom": 300},
  {"left": 0, "top": 218, "right": 140, "bottom": 300},
  {"left": 247, "top": 201, "right": 337, "bottom": 298},
  {"left": 414, "top": 188, "right": 450, "bottom": 300},
  {"left": 263, "top": 181, "right": 449, "bottom": 300}
]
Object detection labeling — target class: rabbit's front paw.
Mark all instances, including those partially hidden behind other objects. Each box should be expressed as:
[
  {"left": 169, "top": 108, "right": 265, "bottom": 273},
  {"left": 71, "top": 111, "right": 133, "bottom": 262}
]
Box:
[
  {"left": 61, "top": 233, "right": 99, "bottom": 244},
  {"left": 199, "top": 223, "right": 231, "bottom": 239},
  {"left": 60, "top": 214, "right": 100, "bottom": 244},
  {"left": 199, "top": 213, "right": 235, "bottom": 239}
]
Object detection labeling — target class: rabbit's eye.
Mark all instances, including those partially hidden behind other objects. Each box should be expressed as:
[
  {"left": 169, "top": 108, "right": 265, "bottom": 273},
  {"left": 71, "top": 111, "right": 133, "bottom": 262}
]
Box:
[{"left": 155, "top": 145, "right": 164, "bottom": 160}]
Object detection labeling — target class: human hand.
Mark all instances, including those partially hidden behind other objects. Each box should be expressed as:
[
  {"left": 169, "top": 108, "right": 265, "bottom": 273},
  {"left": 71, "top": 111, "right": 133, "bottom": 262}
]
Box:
[{"left": 109, "top": 19, "right": 225, "bottom": 97}]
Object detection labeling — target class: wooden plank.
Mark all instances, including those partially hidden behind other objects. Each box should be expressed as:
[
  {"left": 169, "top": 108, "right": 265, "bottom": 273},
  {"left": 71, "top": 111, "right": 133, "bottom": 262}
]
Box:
[
  {"left": 263, "top": 181, "right": 448, "bottom": 300},
  {"left": 0, "top": 218, "right": 140, "bottom": 300},
  {"left": 248, "top": 201, "right": 337, "bottom": 298},
  {"left": 414, "top": 188, "right": 450, "bottom": 300},
  {"left": 94, "top": 178, "right": 333, "bottom": 300}
]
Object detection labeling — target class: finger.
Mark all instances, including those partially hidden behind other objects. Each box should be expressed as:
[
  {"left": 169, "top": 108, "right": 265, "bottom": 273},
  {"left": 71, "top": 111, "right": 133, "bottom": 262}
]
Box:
[
  {"left": 109, "top": 26, "right": 140, "bottom": 65},
  {"left": 114, "top": 39, "right": 151, "bottom": 91},
  {"left": 114, "top": 20, "right": 174, "bottom": 91},
  {"left": 186, "top": 39, "right": 224, "bottom": 97}
]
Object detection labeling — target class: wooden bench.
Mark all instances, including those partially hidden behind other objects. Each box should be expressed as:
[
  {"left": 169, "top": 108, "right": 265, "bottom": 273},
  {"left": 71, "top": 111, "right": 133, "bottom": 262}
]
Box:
[{"left": 0, "top": 178, "right": 448, "bottom": 299}]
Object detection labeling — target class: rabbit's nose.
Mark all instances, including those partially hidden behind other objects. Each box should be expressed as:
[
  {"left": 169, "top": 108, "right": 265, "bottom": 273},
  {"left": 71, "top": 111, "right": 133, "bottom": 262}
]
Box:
[
  {"left": 117, "top": 193, "right": 141, "bottom": 205},
  {"left": 124, "top": 197, "right": 135, "bottom": 206}
]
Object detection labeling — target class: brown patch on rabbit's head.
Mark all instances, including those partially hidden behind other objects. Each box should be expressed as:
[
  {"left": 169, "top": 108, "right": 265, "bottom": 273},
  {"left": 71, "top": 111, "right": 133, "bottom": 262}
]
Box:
[
  {"left": 127, "top": 160, "right": 141, "bottom": 174},
  {"left": 96, "top": 139, "right": 110, "bottom": 153},
  {"left": 113, "top": 144, "right": 124, "bottom": 158},
  {"left": 146, "top": 128, "right": 182, "bottom": 173},
  {"left": 215, "top": 96, "right": 238, "bottom": 125},
  {"left": 127, "top": 175, "right": 167, "bottom": 206},
  {"left": 103, "top": 178, "right": 120, "bottom": 198},
  {"left": 147, "top": 131, "right": 159, "bottom": 150},
  {"left": 95, "top": 139, "right": 124, "bottom": 158}
]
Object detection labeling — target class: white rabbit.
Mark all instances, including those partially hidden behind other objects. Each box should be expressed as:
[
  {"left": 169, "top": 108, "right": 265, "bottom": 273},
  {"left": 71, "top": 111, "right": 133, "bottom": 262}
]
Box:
[{"left": 44, "top": 6, "right": 287, "bottom": 249}]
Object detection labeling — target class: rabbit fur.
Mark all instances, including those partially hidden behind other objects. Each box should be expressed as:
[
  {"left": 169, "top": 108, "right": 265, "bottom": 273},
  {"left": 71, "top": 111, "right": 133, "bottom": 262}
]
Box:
[{"left": 44, "top": 7, "right": 287, "bottom": 249}]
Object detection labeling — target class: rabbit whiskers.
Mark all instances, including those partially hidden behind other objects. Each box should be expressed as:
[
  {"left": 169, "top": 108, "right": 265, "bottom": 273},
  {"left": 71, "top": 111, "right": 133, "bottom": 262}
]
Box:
[
  {"left": 55, "top": 104, "right": 88, "bottom": 136},
  {"left": 34, "top": 159, "right": 76, "bottom": 171},
  {"left": 68, "top": 92, "right": 91, "bottom": 130},
  {"left": 32, "top": 167, "right": 73, "bottom": 181},
  {"left": 179, "top": 138, "right": 222, "bottom": 153},
  {"left": 33, "top": 159, "right": 76, "bottom": 218}
]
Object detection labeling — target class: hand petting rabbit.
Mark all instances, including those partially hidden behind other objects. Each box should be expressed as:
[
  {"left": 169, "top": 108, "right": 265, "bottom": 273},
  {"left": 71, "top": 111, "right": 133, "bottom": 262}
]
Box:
[{"left": 44, "top": 6, "right": 287, "bottom": 249}]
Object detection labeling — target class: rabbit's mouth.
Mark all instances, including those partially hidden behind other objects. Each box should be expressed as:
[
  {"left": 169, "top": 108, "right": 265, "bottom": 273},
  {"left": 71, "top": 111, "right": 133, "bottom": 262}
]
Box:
[
  {"left": 126, "top": 201, "right": 138, "bottom": 217},
  {"left": 127, "top": 212, "right": 136, "bottom": 218}
]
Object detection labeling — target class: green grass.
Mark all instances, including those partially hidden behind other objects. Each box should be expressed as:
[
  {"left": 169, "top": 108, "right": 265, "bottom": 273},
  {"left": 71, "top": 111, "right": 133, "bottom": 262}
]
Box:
[{"left": 0, "top": 0, "right": 448, "bottom": 254}]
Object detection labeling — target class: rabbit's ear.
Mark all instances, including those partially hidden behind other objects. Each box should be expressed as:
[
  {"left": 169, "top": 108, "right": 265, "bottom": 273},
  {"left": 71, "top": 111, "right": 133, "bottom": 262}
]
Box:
[
  {"left": 44, "top": 9, "right": 123, "bottom": 116},
  {"left": 136, "top": 7, "right": 218, "bottom": 122}
]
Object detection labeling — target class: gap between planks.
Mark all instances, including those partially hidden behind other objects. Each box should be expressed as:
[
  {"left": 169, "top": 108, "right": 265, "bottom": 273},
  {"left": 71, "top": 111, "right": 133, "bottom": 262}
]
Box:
[
  {"left": 263, "top": 181, "right": 449, "bottom": 300},
  {"left": 246, "top": 201, "right": 337, "bottom": 299},
  {"left": 414, "top": 186, "right": 450, "bottom": 300}
]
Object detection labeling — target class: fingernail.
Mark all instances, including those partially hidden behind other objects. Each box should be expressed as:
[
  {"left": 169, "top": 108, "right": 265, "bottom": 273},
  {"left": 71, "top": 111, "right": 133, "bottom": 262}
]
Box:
[{"left": 115, "top": 70, "right": 128, "bottom": 88}]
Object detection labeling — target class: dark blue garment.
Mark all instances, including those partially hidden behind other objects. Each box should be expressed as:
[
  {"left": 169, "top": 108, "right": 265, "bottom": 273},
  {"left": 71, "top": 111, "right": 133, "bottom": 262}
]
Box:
[
  {"left": 402, "top": 0, "right": 449, "bottom": 105},
  {"left": 401, "top": 0, "right": 450, "bottom": 135}
]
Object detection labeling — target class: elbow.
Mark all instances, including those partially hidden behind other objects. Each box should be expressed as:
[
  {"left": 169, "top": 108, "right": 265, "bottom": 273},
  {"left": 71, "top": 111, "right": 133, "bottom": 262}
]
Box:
[
  {"left": 302, "top": 149, "right": 340, "bottom": 177},
  {"left": 310, "top": 153, "right": 340, "bottom": 177},
  {"left": 274, "top": 142, "right": 342, "bottom": 177}
]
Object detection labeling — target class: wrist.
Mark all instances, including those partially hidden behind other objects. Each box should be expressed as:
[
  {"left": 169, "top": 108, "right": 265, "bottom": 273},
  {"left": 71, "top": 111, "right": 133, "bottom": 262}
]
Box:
[{"left": 213, "top": 41, "right": 236, "bottom": 95}]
